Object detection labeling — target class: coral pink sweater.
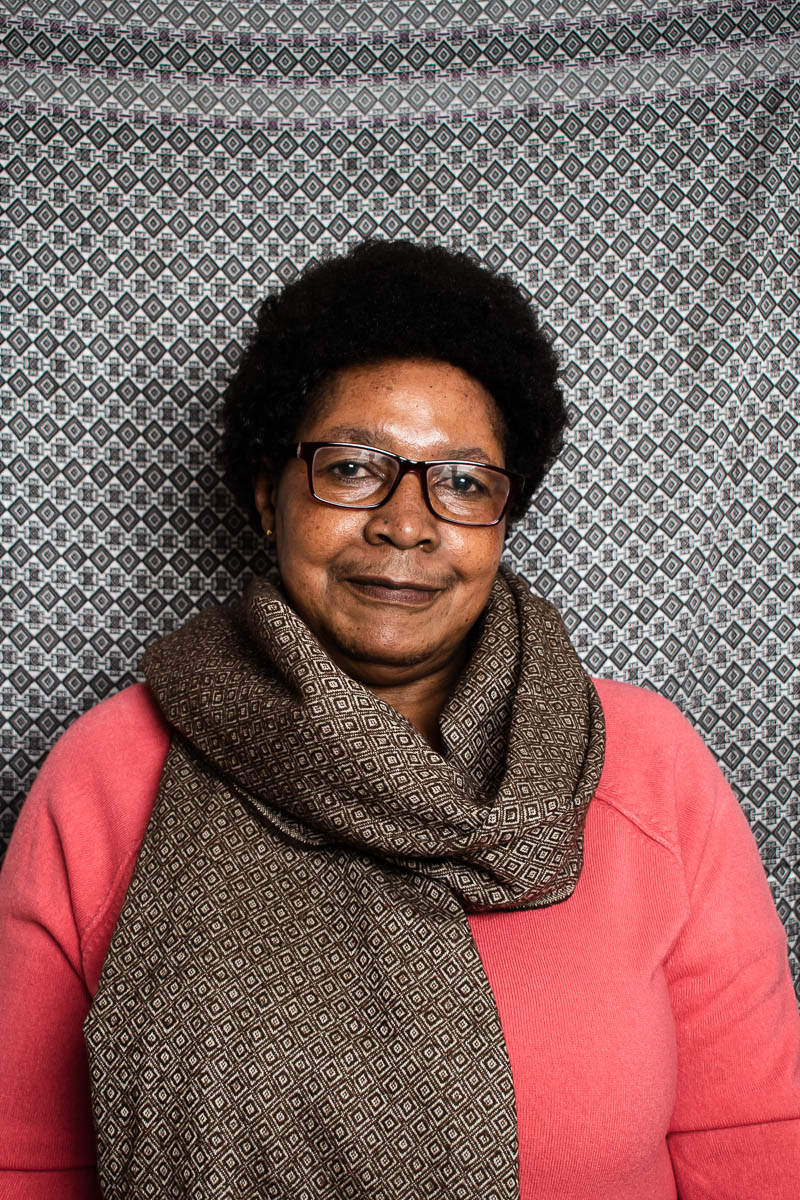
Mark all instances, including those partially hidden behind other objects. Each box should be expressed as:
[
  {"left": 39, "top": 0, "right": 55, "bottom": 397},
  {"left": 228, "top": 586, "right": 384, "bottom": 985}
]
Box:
[{"left": 1, "top": 678, "right": 799, "bottom": 1199}]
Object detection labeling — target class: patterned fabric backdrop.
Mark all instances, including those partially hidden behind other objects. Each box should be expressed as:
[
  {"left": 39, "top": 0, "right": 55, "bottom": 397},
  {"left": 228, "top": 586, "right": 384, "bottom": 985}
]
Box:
[{"left": 1, "top": 2, "right": 799, "bottom": 983}]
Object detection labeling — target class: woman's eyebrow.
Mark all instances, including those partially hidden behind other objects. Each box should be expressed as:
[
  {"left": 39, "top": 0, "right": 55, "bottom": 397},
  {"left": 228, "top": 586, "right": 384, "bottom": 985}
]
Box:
[
  {"left": 319, "top": 425, "right": 382, "bottom": 445},
  {"left": 318, "top": 426, "right": 492, "bottom": 462}
]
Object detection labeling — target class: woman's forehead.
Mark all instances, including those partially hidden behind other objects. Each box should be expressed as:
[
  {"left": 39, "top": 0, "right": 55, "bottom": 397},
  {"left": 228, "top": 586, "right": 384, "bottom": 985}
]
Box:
[{"left": 298, "top": 357, "right": 506, "bottom": 458}]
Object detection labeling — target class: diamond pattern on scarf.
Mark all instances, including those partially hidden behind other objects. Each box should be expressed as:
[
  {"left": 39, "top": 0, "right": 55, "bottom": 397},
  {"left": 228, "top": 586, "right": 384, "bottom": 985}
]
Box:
[
  {"left": 86, "top": 766, "right": 519, "bottom": 1199},
  {"left": 141, "top": 565, "right": 605, "bottom": 909},
  {"left": 84, "top": 566, "right": 604, "bottom": 1197}
]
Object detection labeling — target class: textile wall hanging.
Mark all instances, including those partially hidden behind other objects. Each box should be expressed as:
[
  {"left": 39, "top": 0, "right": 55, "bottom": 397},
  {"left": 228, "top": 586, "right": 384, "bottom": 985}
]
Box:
[{"left": 1, "top": 2, "right": 799, "bottom": 987}]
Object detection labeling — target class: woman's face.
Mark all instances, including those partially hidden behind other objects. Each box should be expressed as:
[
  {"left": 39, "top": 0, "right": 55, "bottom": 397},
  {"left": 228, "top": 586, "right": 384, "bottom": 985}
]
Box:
[{"left": 255, "top": 357, "right": 508, "bottom": 689}]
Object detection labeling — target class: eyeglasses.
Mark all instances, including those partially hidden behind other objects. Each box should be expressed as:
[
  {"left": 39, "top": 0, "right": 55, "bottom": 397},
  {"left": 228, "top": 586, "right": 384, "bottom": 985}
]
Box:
[{"left": 294, "top": 442, "right": 523, "bottom": 527}]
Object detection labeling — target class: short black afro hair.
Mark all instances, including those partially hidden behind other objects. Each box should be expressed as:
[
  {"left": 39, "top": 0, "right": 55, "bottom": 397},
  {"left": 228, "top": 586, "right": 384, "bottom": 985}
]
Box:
[{"left": 221, "top": 238, "right": 567, "bottom": 524}]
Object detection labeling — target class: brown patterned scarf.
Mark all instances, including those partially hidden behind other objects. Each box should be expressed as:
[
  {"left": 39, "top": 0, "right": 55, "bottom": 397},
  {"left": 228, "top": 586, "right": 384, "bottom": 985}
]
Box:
[{"left": 84, "top": 566, "right": 604, "bottom": 1199}]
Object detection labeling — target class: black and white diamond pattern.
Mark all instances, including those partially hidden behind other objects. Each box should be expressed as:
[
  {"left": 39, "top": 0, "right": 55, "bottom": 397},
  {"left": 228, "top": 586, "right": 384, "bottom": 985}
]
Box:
[{"left": 1, "top": 2, "right": 799, "bottom": 984}]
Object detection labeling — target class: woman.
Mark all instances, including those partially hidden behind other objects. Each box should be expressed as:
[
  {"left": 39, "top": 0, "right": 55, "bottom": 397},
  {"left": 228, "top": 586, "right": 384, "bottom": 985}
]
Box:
[{"left": 1, "top": 240, "right": 798, "bottom": 1199}]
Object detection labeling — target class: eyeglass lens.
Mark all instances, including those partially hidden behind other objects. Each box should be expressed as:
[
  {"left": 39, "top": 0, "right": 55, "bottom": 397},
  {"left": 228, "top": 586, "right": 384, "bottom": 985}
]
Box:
[{"left": 310, "top": 445, "right": 510, "bottom": 524}]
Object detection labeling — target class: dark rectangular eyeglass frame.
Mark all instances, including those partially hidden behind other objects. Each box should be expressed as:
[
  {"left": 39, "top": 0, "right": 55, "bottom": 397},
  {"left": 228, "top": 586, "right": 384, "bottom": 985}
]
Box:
[{"left": 294, "top": 441, "right": 524, "bottom": 527}]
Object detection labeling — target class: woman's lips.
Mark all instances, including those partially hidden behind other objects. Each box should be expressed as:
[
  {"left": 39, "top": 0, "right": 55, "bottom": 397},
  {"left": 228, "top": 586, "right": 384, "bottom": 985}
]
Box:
[{"left": 345, "top": 576, "right": 443, "bottom": 606}]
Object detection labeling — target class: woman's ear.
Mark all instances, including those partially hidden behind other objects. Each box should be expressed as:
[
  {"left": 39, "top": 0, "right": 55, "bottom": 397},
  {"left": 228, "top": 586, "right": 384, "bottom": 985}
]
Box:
[{"left": 253, "top": 469, "right": 276, "bottom": 539}]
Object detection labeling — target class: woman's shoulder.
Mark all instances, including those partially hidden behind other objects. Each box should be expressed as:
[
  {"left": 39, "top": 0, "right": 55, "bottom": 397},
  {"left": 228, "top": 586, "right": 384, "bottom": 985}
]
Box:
[
  {"left": 33, "top": 678, "right": 170, "bottom": 851},
  {"left": 592, "top": 676, "right": 705, "bottom": 768},
  {"left": 43, "top": 679, "right": 169, "bottom": 763},
  {"left": 31, "top": 682, "right": 171, "bottom": 831},
  {"left": 3, "top": 684, "right": 170, "bottom": 978},
  {"left": 590, "top": 677, "right": 736, "bottom": 882}
]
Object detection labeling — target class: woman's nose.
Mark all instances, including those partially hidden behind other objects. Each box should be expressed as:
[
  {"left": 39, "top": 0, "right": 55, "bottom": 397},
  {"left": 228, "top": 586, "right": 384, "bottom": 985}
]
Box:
[{"left": 362, "top": 470, "right": 440, "bottom": 549}]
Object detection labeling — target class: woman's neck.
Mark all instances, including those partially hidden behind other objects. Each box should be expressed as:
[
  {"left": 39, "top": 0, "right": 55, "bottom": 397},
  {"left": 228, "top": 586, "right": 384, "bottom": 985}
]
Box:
[
  {"left": 357, "top": 646, "right": 470, "bottom": 754},
  {"left": 367, "top": 677, "right": 453, "bottom": 753}
]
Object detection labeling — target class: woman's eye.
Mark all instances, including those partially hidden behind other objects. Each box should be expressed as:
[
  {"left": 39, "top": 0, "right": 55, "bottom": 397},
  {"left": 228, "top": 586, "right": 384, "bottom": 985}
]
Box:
[
  {"left": 329, "top": 460, "right": 372, "bottom": 478},
  {"left": 440, "top": 472, "right": 486, "bottom": 494}
]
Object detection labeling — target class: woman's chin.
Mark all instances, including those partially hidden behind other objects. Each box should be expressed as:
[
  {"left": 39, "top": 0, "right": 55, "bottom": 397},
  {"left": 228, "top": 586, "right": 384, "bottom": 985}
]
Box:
[
  {"left": 337, "top": 640, "right": 435, "bottom": 674},
  {"left": 321, "top": 628, "right": 449, "bottom": 683}
]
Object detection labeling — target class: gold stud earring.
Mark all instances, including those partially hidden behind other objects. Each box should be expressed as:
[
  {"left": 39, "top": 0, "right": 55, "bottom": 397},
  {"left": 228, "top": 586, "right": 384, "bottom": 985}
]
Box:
[{"left": 265, "top": 527, "right": 273, "bottom": 538}]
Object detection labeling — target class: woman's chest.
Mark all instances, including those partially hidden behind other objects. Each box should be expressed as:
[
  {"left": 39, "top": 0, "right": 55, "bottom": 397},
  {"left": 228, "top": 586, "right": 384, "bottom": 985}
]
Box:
[{"left": 468, "top": 800, "right": 687, "bottom": 1199}]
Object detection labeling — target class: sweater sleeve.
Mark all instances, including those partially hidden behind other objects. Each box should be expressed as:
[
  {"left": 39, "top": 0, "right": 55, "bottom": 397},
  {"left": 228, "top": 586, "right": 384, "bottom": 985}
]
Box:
[
  {"left": 0, "top": 685, "right": 169, "bottom": 1199},
  {"left": 664, "top": 723, "right": 800, "bottom": 1196}
]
